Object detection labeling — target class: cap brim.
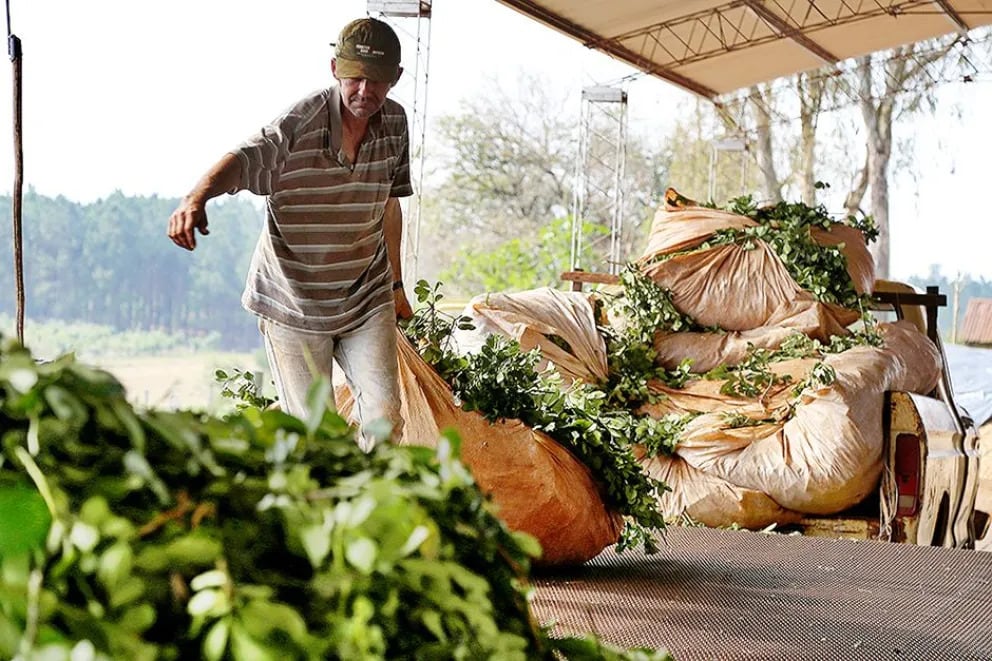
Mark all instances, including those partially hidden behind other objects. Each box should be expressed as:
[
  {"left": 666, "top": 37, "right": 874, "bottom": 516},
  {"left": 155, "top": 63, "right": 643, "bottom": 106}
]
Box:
[{"left": 335, "top": 58, "right": 399, "bottom": 83}]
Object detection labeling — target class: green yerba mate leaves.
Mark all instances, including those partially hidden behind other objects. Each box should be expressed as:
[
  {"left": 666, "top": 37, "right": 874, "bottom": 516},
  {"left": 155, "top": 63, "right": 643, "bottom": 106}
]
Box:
[{"left": 0, "top": 336, "right": 670, "bottom": 660}]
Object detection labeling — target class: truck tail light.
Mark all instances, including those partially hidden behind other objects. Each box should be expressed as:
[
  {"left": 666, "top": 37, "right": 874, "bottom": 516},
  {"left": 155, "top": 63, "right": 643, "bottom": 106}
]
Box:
[{"left": 895, "top": 433, "right": 922, "bottom": 516}]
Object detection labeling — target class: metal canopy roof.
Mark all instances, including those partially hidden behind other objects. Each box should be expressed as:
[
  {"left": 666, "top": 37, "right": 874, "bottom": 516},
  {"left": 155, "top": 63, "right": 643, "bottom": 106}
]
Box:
[{"left": 495, "top": 0, "right": 992, "bottom": 98}]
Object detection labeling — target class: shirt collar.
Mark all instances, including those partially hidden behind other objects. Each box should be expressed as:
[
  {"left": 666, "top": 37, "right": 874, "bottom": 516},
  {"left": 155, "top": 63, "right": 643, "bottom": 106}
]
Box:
[{"left": 327, "top": 84, "right": 385, "bottom": 155}]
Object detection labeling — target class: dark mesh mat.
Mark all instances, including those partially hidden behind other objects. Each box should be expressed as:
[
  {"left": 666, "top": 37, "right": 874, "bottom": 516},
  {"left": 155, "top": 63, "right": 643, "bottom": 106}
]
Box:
[{"left": 531, "top": 527, "right": 992, "bottom": 660}]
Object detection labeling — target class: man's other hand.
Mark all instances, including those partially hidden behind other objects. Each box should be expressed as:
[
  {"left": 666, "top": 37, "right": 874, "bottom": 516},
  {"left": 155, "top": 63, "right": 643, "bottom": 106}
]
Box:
[
  {"left": 394, "top": 288, "right": 413, "bottom": 320},
  {"left": 168, "top": 198, "right": 210, "bottom": 251}
]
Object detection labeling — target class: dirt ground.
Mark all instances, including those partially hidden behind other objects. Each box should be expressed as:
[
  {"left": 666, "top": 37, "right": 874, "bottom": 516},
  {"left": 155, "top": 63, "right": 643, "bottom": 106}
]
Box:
[{"left": 92, "top": 352, "right": 266, "bottom": 411}]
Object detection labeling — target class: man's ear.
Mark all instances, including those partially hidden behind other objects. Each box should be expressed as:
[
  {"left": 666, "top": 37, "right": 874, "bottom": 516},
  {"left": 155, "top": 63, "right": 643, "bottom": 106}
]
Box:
[
  {"left": 392, "top": 66, "right": 404, "bottom": 86},
  {"left": 331, "top": 58, "right": 340, "bottom": 80}
]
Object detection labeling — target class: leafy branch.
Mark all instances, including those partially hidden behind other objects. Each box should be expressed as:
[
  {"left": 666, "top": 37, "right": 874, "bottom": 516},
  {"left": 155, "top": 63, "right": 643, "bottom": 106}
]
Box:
[
  {"left": 403, "top": 280, "right": 669, "bottom": 553},
  {"left": 600, "top": 266, "right": 699, "bottom": 408}
]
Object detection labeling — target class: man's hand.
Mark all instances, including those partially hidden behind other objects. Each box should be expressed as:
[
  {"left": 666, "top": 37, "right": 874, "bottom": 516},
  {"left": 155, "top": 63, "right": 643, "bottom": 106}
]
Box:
[
  {"left": 394, "top": 287, "right": 413, "bottom": 320},
  {"left": 168, "top": 197, "right": 211, "bottom": 251}
]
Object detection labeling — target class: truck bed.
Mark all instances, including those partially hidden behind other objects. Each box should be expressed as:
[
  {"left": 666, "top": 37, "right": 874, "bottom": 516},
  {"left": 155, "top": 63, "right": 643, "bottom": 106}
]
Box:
[{"left": 531, "top": 527, "right": 992, "bottom": 660}]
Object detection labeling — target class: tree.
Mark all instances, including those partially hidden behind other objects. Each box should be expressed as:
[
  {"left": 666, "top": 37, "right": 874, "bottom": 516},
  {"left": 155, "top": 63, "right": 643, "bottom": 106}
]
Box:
[
  {"left": 419, "top": 72, "right": 667, "bottom": 292},
  {"left": 677, "top": 32, "right": 976, "bottom": 280},
  {"left": 429, "top": 72, "right": 576, "bottom": 245},
  {"left": 438, "top": 215, "right": 608, "bottom": 296},
  {"left": 0, "top": 191, "right": 264, "bottom": 349},
  {"left": 843, "top": 38, "right": 962, "bottom": 278}
]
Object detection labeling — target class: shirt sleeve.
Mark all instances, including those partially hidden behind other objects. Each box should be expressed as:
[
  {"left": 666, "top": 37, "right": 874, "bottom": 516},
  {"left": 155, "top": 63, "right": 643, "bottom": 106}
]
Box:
[{"left": 229, "top": 100, "right": 310, "bottom": 196}]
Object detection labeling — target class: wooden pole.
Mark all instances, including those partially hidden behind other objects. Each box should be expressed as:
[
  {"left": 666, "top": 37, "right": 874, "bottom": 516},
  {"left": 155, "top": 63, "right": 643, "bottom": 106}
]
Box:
[
  {"left": 7, "top": 0, "right": 24, "bottom": 344},
  {"left": 10, "top": 31, "right": 24, "bottom": 343}
]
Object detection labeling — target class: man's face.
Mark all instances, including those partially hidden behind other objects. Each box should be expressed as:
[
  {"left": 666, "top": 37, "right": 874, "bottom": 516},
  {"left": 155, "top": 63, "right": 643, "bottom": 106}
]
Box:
[{"left": 333, "top": 60, "right": 398, "bottom": 119}]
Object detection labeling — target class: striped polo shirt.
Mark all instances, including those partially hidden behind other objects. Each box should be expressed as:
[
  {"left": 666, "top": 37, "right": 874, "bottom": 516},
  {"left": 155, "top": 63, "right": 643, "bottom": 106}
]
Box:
[{"left": 231, "top": 85, "right": 412, "bottom": 333}]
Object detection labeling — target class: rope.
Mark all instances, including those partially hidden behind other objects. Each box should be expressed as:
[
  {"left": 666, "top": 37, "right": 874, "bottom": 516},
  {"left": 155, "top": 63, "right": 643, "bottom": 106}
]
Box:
[
  {"left": 878, "top": 444, "right": 898, "bottom": 542},
  {"left": 7, "top": 0, "right": 24, "bottom": 343}
]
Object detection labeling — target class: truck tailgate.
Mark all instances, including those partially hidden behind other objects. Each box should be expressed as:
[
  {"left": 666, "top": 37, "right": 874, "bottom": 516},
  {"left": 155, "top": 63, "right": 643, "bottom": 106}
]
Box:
[{"left": 532, "top": 527, "right": 992, "bottom": 660}]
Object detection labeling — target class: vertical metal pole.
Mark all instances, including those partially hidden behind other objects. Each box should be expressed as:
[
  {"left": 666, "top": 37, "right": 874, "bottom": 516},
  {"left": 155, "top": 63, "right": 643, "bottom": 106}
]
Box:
[
  {"left": 369, "top": 2, "right": 432, "bottom": 284},
  {"left": 570, "top": 98, "right": 588, "bottom": 271},
  {"left": 407, "top": 10, "right": 431, "bottom": 284},
  {"left": 707, "top": 146, "right": 717, "bottom": 203},
  {"left": 740, "top": 145, "right": 749, "bottom": 194},
  {"left": 608, "top": 95, "right": 627, "bottom": 275},
  {"left": 951, "top": 275, "right": 961, "bottom": 344},
  {"left": 8, "top": 11, "right": 24, "bottom": 343}
]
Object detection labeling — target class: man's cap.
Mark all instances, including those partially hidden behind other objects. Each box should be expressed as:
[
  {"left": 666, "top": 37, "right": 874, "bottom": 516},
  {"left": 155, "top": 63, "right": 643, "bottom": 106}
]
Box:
[{"left": 333, "top": 18, "right": 401, "bottom": 83}]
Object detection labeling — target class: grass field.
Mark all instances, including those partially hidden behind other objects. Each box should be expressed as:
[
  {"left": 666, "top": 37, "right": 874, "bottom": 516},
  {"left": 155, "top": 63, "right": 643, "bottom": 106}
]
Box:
[{"left": 92, "top": 351, "right": 269, "bottom": 412}]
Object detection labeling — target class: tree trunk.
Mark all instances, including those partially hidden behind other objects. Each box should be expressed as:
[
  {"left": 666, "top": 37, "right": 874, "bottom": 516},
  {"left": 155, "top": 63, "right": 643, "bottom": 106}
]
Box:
[
  {"left": 749, "top": 86, "right": 782, "bottom": 203},
  {"left": 857, "top": 55, "right": 896, "bottom": 280},
  {"left": 797, "top": 74, "right": 824, "bottom": 205},
  {"left": 844, "top": 155, "right": 869, "bottom": 218},
  {"left": 868, "top": 152, "right": 891, "bottom": 279}
]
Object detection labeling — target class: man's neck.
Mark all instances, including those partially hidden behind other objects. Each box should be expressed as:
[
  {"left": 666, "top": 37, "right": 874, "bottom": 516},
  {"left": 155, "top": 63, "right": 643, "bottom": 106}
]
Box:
[{"left": 340, "top": 105, "right": 369, "bottom": 137}]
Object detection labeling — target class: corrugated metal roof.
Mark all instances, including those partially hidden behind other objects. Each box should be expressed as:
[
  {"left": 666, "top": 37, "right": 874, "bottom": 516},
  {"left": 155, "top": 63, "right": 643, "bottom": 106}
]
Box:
[
  {"left": 495, "top": 0, "right": 992, "bottom": 98},
  {"left": 960, "top": 297, "right": 992, "bottom": 346}
]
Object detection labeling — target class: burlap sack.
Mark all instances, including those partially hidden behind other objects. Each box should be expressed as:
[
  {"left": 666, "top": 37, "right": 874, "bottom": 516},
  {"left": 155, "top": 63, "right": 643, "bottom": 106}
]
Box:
[
  {"left": 638, "top": 450, "right": 803, "bottom": 529},
  {"left": 451, "top": 287, "right": 608, "bottom": 386},
  {"left": 636, "top": 203, "right": 874, "bottom": 332},
  {"left": 649, "top": 298, "right": 861, "bottom": 374},
  {"left": 336, "top": 330, "right": 623, "bottom": 566},
  {"left": 646, "top": 322, "right": 941, "bottom": 517}
]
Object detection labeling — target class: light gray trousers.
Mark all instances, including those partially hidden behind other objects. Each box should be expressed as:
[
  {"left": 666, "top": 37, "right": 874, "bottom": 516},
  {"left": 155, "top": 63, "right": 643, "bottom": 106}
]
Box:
[{"left": 259, "top": 306, "right": 402, "bottom": 451}]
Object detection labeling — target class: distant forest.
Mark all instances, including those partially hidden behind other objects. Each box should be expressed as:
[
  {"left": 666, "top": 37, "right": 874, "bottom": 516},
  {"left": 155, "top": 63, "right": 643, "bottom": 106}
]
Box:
[
  {"left": 0, "top": 191, "right": 990, "bottom": 351},
  {"left": 907, "top": 269, "right": 992, "bottom": 343},
  {"left": 0, "top": 191, "right": 264, "bottom": 350}
]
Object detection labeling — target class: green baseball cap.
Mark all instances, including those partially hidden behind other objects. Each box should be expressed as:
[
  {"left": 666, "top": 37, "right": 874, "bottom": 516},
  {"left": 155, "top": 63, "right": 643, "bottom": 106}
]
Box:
[{"left": 333, "top": 18, "right": 401, "bottom": 83}]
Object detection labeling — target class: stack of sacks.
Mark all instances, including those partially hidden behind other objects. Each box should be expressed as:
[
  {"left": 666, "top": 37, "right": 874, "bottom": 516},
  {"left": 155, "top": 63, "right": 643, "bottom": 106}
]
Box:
[
  {"left": 640, "top": 322, "right": 941, "bottom": 527},
  {"left": 632, "top": 192, "right": 941, "bottom": 528},
  {"left": 449, "top": 193, "right": 943, "bottom": 530},
  {"left": 335, "top": 330, "right": 623, "bottom": 566},
  {"left": 636, "top": 193, "right": 873, "bottom": 373}
]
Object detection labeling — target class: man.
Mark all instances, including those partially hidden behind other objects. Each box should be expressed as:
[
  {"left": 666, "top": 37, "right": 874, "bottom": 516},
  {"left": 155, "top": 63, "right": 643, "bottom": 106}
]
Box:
[{"left": 167, "top": 17, "right": 412, "bottom": 449}]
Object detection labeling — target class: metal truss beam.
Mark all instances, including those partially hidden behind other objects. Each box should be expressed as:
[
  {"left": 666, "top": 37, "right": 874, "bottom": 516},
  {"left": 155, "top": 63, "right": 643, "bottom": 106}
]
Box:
[
  {"left": 716, "top": 29, "right": 992, "bottom": 132},
  {"left": 367, "top": 1, "right": 431, "bottom": 18},
  {"left": 609, "top": 1, "right": 967, "bottom": 72},
  {"left": 498, "top": 0, "right": 718, "bottom": 98},
  {"left": 931, "top": 0, "right": 970, "bottom": 33},
  {"left": 571, "top": 86, "right": 629, "bottom": 274},
  {"left": 742, "top": 0, "right": 839, "bottom": 64}
]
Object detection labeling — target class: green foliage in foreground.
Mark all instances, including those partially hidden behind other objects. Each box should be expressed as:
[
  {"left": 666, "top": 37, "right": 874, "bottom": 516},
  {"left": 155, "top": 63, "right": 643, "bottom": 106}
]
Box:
[{"left": 0, "top": 338, "right": 671, "bottom": 660}]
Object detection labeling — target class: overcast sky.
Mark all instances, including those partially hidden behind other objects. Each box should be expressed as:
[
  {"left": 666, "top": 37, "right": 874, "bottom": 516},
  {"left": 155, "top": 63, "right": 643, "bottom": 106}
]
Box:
[{"left": 0, "top": 0, "right": 990, "bottom": 280}]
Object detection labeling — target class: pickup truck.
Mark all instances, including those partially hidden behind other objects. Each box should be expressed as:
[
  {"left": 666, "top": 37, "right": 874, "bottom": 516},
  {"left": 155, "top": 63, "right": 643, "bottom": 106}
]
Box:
[
  {"left": 562, "top": 272, "right": 982, "bottom": 550},
  {"left": 800, "top": 281, "right": 981, "bottom": 549}
]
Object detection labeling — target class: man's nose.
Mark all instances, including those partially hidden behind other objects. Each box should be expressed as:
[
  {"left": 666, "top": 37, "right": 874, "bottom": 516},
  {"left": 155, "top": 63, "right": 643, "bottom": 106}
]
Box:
[{"left": 357, "top": 79, "right": 370, "bottom": 93}]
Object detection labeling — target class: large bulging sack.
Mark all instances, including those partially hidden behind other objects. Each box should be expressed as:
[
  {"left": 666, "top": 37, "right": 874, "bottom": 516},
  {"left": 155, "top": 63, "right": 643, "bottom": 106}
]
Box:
[
  {"left": 645, "top": 322, "right": 941, "bottom": 517},
  {"left": 451, "top": 287, "right": 608, "bottom": 386},
  {"left": 336, "top": 330, "right": 623, "bottom": 566},
  {"left": 638, "top": 450, "right": 803, "bottom": 529},
  {"left": 651, "top": 297, "right": 858, "bottom": 374},
  {"left": 636, "top": 202, "right": 873, "bottom": 332}
]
